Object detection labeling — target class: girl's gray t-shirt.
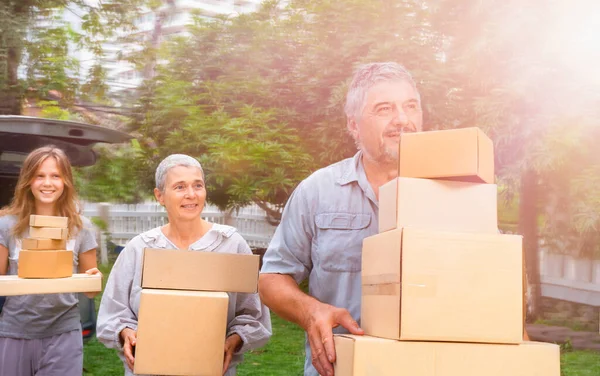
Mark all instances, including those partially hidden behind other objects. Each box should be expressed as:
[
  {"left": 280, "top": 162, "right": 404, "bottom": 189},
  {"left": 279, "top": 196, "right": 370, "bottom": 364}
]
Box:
[{"left": 0, "top": 214, "right": 98, "bottom": 339}]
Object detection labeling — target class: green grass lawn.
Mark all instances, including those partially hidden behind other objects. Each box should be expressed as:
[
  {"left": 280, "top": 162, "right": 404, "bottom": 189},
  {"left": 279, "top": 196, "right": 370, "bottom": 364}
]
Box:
[
  {"left": 84, "top": 262, "right": 599, "bottom": 375},
  {"left": 561, "top": 350, "right": 600, "bottom": 376},
  {"left": 83, "top": 314, "right": 305, "bottom": 376},
  {"left": 83, "top": 314, "right": 600, "bottom": 375}
]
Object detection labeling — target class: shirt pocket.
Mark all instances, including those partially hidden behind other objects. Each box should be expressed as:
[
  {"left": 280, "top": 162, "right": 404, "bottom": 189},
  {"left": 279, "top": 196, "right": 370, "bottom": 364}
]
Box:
[{"left": 315, "top": 213, "right": 371, "bottom": 273}]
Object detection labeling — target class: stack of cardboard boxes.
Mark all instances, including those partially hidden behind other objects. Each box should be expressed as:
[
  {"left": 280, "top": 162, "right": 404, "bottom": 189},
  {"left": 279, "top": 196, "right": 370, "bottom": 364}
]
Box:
[
  {"left": 133, "top": 248, "right": 260, "bottom": 376},
  {"left": 0, "top": 214, "right": 101, "bottom": 295},
  {"left": 19, "top": 215, "right": 71, "bottom": 278},
  {"left": 334, "top": 128, "right": 560, "bottom": 375}
]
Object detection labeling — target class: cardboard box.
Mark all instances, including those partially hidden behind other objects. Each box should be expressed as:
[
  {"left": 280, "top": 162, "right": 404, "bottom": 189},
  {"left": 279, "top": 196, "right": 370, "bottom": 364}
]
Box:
[
  {"left": 399, "top": 127, "right": 494, "bottom": 184},
  {"left": 22, "top": 237, "right": 67, "bottom": 250},
  {"left": 134, "top": 289, "right": 229, "bottom": 376},
  {"left": 0, "top": 273, "right": 101, "bottom": 295},
  {"left": 378, "top": 177, "right": 498, "bottom": 233},
  {"left": 361, "top": 228, "right": 523, "bottom": 344},
  {"left": 29, "top": 226, "right": 69, "bottom": 240},
  {"left": 334, "top": 335, "right": 560, "bottom": 376},
  {"left": 142, "top": 248, "right": 260, "bottom": 293},
  {"left": 29, "top": 215, "right": 68, "bottom": 228},
  {"left": 18, "top": 250, "right": 73, "bottom": 278}
]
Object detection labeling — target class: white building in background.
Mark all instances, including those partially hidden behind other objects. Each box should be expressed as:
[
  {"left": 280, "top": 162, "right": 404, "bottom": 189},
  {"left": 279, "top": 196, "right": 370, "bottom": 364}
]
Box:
[
  {"left": 104, "top": 0, "right": 262, "bottom": 98},
  {"left": 59, "top": 0, "right": 261, "bottom": 105}
]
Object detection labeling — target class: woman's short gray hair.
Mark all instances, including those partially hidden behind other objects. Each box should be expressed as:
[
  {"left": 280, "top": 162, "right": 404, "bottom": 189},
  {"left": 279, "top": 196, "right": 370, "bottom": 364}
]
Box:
[
  {"left": 155, "top": 154, "right": 204, "bottom": 192},
  {"left": 344, "top": 62, "right": 420, "bottom": 121}
]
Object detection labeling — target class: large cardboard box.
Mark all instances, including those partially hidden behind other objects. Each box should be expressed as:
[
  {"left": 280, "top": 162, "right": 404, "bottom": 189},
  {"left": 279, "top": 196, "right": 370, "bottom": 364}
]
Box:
[
  {"left": 142, "top": 248, "right": 260, "bottom": 293},
  {"left": 0, "top": 273, "right": 101, "bottom": 295},
  {"left": 361, "top": 228, "right": 523, "bottom": 344},
  {"left": 378, "top": 177, "right": 498, "bottom": 233},
  {"left": 29, "top": 226, "right": 69, "bottom": 240},
  {"left": 22, "top": 237, "right": 67, "bottom": 250},
  {"left": 334, "top": 335, "right": 560, "bottom": 376},
  {"left": 18, "top": 250, "right": 73, "bottom": 278},
  {"left": 134, "top": 289, "right": 229, "bottom": 376},
  {"left": 399, "top": 127, "right": 494, "bottom": 184},
  {"left": 29, "top": 215, "right": 68, "bottom": 228}
]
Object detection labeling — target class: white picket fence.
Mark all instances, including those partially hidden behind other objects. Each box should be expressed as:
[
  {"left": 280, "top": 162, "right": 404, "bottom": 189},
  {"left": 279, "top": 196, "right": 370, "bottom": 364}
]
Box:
[
  {"left": 81, "top": 202, "right": 277, "bottom": 249},
  {"left": 81, "top": 201, "right": 600, "bottom": 307},
  {"left": 539, "top": 249, "right": 600, "bottom": 307}
]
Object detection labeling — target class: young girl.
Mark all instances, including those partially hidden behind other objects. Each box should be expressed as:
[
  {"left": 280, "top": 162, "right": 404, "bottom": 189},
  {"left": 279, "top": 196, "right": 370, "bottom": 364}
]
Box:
[{"left": 0, "top": 145, "right": 101, "bottom": 376}]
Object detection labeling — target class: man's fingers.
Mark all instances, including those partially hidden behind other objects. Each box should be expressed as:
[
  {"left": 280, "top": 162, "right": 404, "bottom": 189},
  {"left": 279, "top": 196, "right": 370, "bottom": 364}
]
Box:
[
  {"left": 335, "top": 309, "right": 364, "bottom": 335},
  {"left": 313, "top": 326, "right": 335, "bottom": 376},
  {"left": 321, "top": 333, "right": 336, "bottom": 364},
  {"left": 308, "top": 330, "right": 328, "bottom": 376}
]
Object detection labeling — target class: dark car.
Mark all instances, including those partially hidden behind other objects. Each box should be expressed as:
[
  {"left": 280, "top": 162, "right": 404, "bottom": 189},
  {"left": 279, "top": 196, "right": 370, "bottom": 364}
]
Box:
[{"left": 0, "top": 115, "right": 131, "bottom": 341}]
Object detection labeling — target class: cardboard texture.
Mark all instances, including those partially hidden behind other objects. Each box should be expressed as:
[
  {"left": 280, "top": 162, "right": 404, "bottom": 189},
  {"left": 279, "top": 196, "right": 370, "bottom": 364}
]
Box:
[
  {"left": 378, "top": 177, "right": 498, "bottom": 233},
  {"left": 0, "top": 273, "right": 101, "bottom": 295},
  {"left": 18, "top": 250, "right": 73, "bottom": 278},
  {"left": 334, "top": 335, "right": 560, "bottom": 376},
  {"left": 21, "top": 237, "right": 67, "bottom": 250},
  {"left": 361, "top": 228, "right": 523, "bottom": 344},
  {"left": 142, "top": 248, "right": 260, "bottom": 293},
  {"left": 29, "top": 226, "right": 69, "bottom": 240},
  {"left": 134, "top": 289, "right": 229, "bottom": 376},
  {"left": 399, "top": 127, "right": 495, "bottom": 184},
  {"left": 29, "top": 215, "right": 68, "bottom": 228}
]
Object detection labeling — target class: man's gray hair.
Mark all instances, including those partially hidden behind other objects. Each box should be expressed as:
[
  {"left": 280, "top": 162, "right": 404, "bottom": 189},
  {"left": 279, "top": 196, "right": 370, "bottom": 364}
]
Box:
[
  {"left": 344, "top": 62, "right": 420, "bottom": 121},
  {"left": 155, "top": 154, "right": 204, "bottom": 192}
]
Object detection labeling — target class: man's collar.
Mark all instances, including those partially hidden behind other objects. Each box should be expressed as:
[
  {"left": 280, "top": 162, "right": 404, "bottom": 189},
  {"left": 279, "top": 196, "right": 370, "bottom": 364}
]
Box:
[{"left": 336, "top": 151, "right": 363, "bottom": 186}]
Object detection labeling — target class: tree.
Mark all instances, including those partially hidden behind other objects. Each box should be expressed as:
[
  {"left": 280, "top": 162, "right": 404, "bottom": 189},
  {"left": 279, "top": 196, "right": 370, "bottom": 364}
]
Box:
[
  {"left": 429, "top": 0, "right": 600, "bottom": 319},
  {"left": 132, "top": 0, "right": 444, "bottom": 219}
]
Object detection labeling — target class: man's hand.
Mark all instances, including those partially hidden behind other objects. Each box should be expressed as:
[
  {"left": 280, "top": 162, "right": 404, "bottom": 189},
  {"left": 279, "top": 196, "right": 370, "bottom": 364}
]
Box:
[
  {"left": 223, "top": 333, "right": 243, "bottom": 374},
  {"left": 83, "top": 267, "right": 102, "bottom": 299},
  {"left": 303, "top": 301, "right": 364, "bottom": 376},
  {"left": 119, "top": 327, "right": 137, "bottom": 371}
]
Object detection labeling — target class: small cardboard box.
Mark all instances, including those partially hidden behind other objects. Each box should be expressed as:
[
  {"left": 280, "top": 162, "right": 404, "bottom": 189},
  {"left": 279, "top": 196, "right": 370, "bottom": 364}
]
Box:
[
  {"left": 29, "top": 215, "right": 68, "bottom": 228},
  {"left": 0, "top": 274, "right": 101, "bottom": 295},
  {"left": 22, "top": 238, "right": 67, "bottom": 250},
  {"left": 29, "top": 226, "right": 69, "bottom": 240},
  {"left": 142, "top": 248, "right": 260, "bottom": 293},
  {"left": 399, "top": 127, "right": 494, "bottom": 183},
  {"left": 361, "top": 228, "right": 523, "bottom": 344},
  {"left": 18, "top": 250, "right": 73, "bottom": 278},
  {"left": 334, "top": 335, "right": 560, "bottom": 376},
  {"left": 134, "top": 289, "right": 229, "bottom": 376},
  {"left": 378, "top": 177, "right": 498, "bottom": 233}
]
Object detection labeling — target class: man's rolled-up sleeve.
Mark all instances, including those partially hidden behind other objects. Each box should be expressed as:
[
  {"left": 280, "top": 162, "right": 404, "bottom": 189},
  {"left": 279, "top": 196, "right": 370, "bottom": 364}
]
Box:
[{"left": 260, "top": 183, "right": 314, "bottom": 283}]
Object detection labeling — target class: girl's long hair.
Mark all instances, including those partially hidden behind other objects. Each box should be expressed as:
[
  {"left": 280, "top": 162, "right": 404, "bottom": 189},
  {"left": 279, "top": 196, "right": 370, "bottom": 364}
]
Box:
[{"left": 0, "top": 145, "right": 82, "bottom": 238}]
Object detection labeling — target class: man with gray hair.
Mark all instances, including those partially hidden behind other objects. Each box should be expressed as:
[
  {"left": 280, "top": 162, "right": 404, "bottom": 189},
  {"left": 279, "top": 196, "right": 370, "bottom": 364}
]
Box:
[{"left": 259, "top": 62, "right": 423, "bottom": 376}]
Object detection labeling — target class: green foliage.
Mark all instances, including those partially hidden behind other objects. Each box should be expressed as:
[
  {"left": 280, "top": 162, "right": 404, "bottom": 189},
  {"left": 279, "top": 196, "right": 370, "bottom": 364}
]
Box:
[
  {"left": 429, "top": 1, "right": 600, "bottom": 258},
  {"left": 132, "top": 0, "right": 444, "bottom": 216},
  {"left": 38, "top": 100, "right": 70, "bottom": 120},
  {"left": 128, "top": 0, "right": 600, "bottom": 235},
  {"left": 74, "top": 142, "right": 150, "bottom": 204}
]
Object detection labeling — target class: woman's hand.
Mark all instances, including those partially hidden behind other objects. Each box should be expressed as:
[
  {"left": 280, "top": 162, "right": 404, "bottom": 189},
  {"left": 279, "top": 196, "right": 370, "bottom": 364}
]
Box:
[
  {"left": 120, "top": 327, "right": 137, "bottom": 371},
  {"left": 83, "top": 267, "right": 102, "bottom": 298},
  {"left": 222, "top": 333, "right": 243, "bottom": 374}
]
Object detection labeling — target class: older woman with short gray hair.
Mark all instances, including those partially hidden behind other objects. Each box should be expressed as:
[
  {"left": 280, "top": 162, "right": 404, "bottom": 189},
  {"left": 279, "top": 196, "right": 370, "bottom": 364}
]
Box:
[{"left": 97, "top": 154, "right": 272, "bottom": 376}]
